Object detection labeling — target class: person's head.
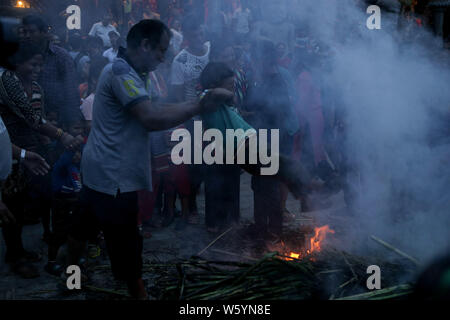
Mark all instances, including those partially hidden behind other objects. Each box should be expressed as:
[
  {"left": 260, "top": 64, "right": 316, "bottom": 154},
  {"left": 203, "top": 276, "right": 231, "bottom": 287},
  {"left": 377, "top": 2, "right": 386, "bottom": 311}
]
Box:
[
  {"left": 69, "top": 33, "right": 83, "bottom": 51},
  {"left": 210, "top": 38, "right": 236, "bottom": 69},
  {"left": 46, "top": 111, "right": 59, "bottom": 127},
  {"left": 108, "top": 31, "right": 120, "bottom": 49},
  {"left": 126, "top": 19, "right": 171, "bottom": 72},
  {"left": 250, "top": 39, "right": 277, "bottom": 76},
  {"left": 21, "top": 15, "right": 48, "bottom": 46},
  {"left": 49, "top": 34, "right": 61, "bottom": 46},
  {"left": 171, "top": 19, "right": 181, "bottom": 32},
  {"left": 65, "top": 120, "right": 85, "bottom": 138},
  {"left": 102, "top": 12, "right": 113, "bottom": 26},
  {"left": 87, "top": 36, "right": 104, "bottom": 58},
  {"left": 12, "top": 44, "right": 44, "bottom": 82},
  {"left": 200, "top": 62, "right": 235, "bottom": 92},
  {"left": 182, "top": 14, "right": 204, "bottom": 49}
]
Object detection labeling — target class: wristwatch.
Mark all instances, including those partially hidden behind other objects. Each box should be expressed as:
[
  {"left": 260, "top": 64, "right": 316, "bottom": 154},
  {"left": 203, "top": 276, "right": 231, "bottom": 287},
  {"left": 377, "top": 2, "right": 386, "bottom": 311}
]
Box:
[{"left": 20, "top": 149, "right": 27, "bottom": 161}]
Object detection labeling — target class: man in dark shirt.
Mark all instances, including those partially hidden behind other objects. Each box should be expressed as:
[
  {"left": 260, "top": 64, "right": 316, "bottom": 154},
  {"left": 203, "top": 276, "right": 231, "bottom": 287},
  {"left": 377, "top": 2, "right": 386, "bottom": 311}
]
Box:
[{"left": 21, "top": 15, "right": 82, "bottom": 125}]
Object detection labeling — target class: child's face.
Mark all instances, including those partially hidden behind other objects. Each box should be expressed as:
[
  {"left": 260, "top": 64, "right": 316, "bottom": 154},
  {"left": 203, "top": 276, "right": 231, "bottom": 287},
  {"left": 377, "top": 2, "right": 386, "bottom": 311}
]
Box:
[
  {"left": 68, "top": 122, "right": 84, "bottom": 137},
  {"left": 220, "top": 76, "right": 235, "bottom": 92},
  {"left": 46, "top": 112, "right": 59, "bottom": 127}
]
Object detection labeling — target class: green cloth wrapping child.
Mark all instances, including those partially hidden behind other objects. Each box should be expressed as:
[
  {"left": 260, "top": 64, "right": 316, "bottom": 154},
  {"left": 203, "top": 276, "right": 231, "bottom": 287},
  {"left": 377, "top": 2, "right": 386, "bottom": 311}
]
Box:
[
  {"left": 201, "top": 102, "right": 256, "bottom": 158},
  {"left": 199, "top": 62, "right": 256, "bottom": 159},
  {"left": 199, "top": 62, "right": 312, "bottom": 198}
]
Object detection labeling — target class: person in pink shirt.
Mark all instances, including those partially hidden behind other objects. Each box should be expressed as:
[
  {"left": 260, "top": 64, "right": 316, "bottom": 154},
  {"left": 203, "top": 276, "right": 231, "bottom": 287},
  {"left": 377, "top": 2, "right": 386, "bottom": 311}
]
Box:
[
  {"left": 293, "top": 49, "right": 326, "bottom": 168},
  {"left": 292, "top": 49, "right": 327, "bottom": 212}
]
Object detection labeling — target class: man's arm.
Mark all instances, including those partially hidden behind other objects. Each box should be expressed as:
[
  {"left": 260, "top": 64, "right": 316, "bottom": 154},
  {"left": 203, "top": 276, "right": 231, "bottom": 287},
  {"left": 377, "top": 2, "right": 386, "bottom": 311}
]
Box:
[
  {"left": 1, "top": 71, "right": 82, "bottom": 150},
  {"left": 130, "top": 100, "right": 199, "bottom": 131},
  {"left": 130, "top": 88, "right": 234, "bottom": 132}
]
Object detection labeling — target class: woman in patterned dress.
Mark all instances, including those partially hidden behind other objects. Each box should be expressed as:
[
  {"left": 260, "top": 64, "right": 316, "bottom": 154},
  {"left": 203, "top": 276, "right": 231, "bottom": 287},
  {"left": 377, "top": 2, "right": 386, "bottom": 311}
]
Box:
[{"left": 0, "top": 45, "right": 83, "bottom": 278}]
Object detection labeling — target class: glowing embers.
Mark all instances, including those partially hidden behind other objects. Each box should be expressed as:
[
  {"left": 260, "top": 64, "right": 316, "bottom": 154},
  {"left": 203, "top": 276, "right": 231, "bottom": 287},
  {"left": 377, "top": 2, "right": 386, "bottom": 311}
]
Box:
[{"left": 281, "top": 225, "right": 335, "bottom": 261}]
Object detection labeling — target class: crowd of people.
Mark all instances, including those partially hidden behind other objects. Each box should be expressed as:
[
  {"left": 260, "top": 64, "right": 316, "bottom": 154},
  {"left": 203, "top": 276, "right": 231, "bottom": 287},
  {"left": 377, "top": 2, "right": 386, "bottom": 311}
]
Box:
[{"left": 0, "top": 0, "right": 449, "bottom": 300}]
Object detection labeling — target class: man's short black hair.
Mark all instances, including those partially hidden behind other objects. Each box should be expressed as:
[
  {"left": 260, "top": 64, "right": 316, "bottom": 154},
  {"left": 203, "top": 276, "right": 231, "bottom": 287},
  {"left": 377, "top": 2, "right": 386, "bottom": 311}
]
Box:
[
  {"left": 200, "top": 62, "right": 234, "bottom": 90},
  {"left": 22, "top": 15, "right": 47, "bottom": 33},
  {"left": 127, "top": 19, "right": 171, "bottom": 50}
]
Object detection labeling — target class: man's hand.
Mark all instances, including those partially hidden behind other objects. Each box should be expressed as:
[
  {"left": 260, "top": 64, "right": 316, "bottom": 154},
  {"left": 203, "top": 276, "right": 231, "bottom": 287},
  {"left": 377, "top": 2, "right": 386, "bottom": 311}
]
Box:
[
  {"left": 23, "top": 151, "right": 50, "bottom": 176},
  {"left": 0, "top": 201, "right": 16, "bottom": 226},
  {"left": 61, "top": 134, "right": 84, "bottom": 151},
  {"left": 201, "top": 88, "right": 235, "bottom": 113}
]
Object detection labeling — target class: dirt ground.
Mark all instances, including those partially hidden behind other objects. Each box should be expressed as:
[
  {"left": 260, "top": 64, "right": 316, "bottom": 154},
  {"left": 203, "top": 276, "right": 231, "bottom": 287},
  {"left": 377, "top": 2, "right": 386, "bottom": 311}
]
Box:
[{"left": 0, "top": 173, "right": 349, "bottom": 300}]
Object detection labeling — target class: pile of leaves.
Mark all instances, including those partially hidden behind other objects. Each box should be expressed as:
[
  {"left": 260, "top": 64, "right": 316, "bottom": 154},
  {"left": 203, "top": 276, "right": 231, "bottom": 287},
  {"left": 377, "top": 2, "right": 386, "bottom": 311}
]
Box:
[{"left": 152, "top": 248, "right": 415, "bottom": 300}]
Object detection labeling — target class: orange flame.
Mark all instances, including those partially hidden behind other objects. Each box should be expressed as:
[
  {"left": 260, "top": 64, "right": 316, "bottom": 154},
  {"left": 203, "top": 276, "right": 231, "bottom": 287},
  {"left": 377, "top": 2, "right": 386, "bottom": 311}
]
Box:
[
  {"left": 283, "top": 225, "right": 335, "bottom": 261},
  {"left": 309, "top": 225, "right": 335, "bottom": 254}
]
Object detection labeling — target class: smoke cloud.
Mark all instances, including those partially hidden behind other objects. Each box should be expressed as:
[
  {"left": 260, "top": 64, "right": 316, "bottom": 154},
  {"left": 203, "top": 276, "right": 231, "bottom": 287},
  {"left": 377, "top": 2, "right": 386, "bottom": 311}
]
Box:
[{"left": 288, "top": 0, "right": 450, "bottom": 265}]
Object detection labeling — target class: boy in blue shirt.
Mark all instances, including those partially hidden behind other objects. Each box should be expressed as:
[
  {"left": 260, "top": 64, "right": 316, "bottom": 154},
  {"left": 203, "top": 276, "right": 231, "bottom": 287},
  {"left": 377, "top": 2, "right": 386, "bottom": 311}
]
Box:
[{"left": 45, "top": 120, "right": 86, "bottom": 275}]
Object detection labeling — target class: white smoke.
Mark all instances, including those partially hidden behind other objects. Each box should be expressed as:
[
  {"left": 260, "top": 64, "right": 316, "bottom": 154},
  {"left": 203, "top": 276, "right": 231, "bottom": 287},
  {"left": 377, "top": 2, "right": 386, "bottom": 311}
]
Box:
[{"left": 289, "top": 0, "right": 450, "bottom": 263}]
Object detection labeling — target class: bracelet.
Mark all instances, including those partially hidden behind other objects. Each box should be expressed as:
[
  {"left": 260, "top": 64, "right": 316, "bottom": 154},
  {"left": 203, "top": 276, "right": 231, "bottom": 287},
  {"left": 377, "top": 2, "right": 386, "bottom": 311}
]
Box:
[
  {"left": 56, "top": 128, "right": 64, "bottom": 140},
  {"left": 199, "top": 89, "right": 209, "bottom": 101}
]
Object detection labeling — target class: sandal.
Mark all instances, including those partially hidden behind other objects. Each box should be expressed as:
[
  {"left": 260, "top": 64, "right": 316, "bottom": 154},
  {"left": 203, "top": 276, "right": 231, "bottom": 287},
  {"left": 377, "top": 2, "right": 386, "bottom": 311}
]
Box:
[{"left": 11, "top": 260, "right": 40, "bottom": 279}]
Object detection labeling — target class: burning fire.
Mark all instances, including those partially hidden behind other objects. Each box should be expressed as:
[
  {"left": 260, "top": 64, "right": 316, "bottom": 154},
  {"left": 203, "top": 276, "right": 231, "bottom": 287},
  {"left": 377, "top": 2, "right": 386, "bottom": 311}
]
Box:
[{"left": 283, "top": 225, "right": 335, "bottom": 261}]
